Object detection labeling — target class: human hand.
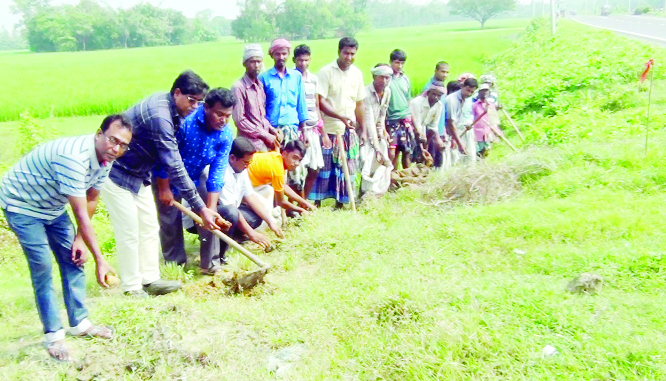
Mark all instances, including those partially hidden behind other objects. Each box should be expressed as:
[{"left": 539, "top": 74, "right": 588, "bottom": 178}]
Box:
[
  {"left": 321, "top": 134, "right": 333, "bottom": 150},
  {"left": 340, "top": 117, "right": 354, "bottom": 129},
  {"left": 436, "top": 137, "right": 445, "bottom": 151},
  {"left": 200, "top": 207, "right": 228, "bottom": 231},
  {"left": 158, "top": 187, "right": 175, "bottom": 206},
  {"left": 249, "top": 231, "right": 271, "bottom": 249},
  {"left": 95, "top": 260, "right": 115, "bottom": 288},
  {"left": 268, "top": 221, "right": 284, "bottom": 238},
  {"left": 71, "top": 235, "right": 88, "bottom": 266},
  {"left": 264, "top": 133, "right": 277, "bottom": 149}
]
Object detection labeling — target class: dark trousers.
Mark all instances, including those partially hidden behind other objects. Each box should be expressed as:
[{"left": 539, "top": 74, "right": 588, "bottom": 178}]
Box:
[{"left": 198, "top": 203, "right": 263, "bottom": 267}]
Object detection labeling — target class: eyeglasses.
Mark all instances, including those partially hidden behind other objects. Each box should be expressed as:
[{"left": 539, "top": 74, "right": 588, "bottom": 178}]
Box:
[
  {"left": 187, "top": 96, "right": 205, "bottom": 106},
  {"left": 105, "top": 135, "right": 130, "bottom": 152}
]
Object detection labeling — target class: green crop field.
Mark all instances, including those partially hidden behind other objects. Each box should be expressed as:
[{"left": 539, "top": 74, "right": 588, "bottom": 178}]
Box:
[
  {"left": 3, "top": 18, "right": 666, "bottom": 380},
  {"left": 0, "top": 19, "right": 529, "bottom": 123}
]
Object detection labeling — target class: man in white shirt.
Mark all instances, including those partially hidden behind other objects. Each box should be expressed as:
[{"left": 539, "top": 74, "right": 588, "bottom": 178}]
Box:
[
  {"left": 410, "top": 81, "right": 445, "bottom": 167},
  {"left": 196, "top": 137, "right": 284, "bottom": 274}
]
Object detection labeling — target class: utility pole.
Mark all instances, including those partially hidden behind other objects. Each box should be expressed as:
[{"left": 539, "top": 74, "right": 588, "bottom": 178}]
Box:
[
  {"left": 629, "top": 0, "right": 632, "bottom": 14},
  {"left": 551, "top": 0, "right": 557, "bottom": 34},
  {"left": 532, "top": 0, "right": 536, "bottom": 18}
]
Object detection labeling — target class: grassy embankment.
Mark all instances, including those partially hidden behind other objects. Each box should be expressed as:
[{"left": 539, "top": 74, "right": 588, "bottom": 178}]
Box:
[{"left": 2, "top": 19, "right": 666, "bottom": 380}]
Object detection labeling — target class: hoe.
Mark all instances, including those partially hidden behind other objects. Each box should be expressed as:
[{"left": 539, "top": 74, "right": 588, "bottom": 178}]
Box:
[{"left": 173, "top": 201, "right": 271, "bottom": 293}]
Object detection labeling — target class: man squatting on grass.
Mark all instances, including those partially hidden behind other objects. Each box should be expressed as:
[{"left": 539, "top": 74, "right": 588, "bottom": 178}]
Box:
[
  {"left": 247, "top": 140, "right": 316, "bottom": 215},
  {"left": 0, "top": 115, "right": 132, "bottom": 362},
  {"left": 101, "top": 71, "right": 224, "bottom": 298},
  {"left": 153, "top": 88, "right": 236, "bottom": 275},
  {"left": 310, "top": 37, "right": 366, "bottom": 208},
  {"left": 192, "top": 137, "right": 285, "bottom": 266}
]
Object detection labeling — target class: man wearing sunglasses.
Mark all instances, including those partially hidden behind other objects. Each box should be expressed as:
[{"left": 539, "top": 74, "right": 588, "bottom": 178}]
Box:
[
  {"left": 0, "top": 115, "right": 132, "bottom": 362},
  {"left": 101, "top": 70, "right": 224, "bottom": 298}
]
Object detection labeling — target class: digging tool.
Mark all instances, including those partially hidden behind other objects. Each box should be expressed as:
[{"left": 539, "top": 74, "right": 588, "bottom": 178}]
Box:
[
  {"left": 172, "top": 201, "right": 271, "bottom": 292},
  {"left": 490, "top": 125, "right": 518, "bottom": 152},
  {"left": 336, "top": 132, "right": 357, "bottom": 212},
  {"left": 460, "top": 109, "right": 489, "bottom": 138},
  {"left": 501, "top": 109, "right": 525, "bottom": 142}
]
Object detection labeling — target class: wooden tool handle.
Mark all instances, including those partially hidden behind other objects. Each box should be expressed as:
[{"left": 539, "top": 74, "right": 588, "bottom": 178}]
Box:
[
  {"left": 336, "top": 132, "right": 357, "bottom": 212},
  {"left": 172, "top": 201, "right": 270, "bottom": 269},
  {"left": 501, "top": 108, "right": 525, "bottom": 142}
]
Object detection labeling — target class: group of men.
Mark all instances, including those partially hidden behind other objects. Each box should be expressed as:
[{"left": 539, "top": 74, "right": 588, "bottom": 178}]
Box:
[{"left": 0, "top": 36, "right": 502, "bottom": 362}]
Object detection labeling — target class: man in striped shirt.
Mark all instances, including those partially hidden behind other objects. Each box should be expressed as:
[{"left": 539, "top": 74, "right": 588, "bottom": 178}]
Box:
[
  {"left": 102, "top": 71, "right": 222, "bottom": 298},
  {"left": 0, "top": 115, "right": 132, "bottom": 362}
]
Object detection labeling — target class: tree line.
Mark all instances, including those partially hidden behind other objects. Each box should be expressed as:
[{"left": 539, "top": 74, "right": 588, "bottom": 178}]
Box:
[
  {"left": 11, "top": 0, "right": 231, "bottom": 52},
  {"left": 5, "top": 0, "right": 520, "bottom": 52},
  {"left": 230, "top": 0, "right": 370, "bottom": 42}
]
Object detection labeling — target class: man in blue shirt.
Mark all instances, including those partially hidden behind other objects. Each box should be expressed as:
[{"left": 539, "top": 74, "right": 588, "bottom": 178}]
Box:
[
  {"left": 259, "top": 38, "right": 309, "bottom": 144},
  {"left": 153, "top": 88, "right": 236, "bottom": 274}
]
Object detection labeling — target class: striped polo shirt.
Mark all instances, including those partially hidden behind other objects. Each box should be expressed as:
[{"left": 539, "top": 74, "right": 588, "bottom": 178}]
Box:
[{"left": 0, "top": 134, "right": 110, "bottom": 220}]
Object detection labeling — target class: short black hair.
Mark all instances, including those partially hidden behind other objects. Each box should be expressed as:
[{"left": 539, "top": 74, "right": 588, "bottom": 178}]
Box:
[
  {"left": 338, "top": 37, "right": 358, "bottom": 52},
  {"left": 204, "top": 87, "right": 236, "bottom": 108},
  {"left": 171, "top": 70, "right": 209, "bottom": 97},
  {"left": 282, "top": 139, "right": 306, "bottom": 157},
  {"left": 294, "top": 44, "right": 311, "bottom": 58},
  {"left": 436, "top": 61, "right": 449, "bottom": 70},
  {"left": 390, "top": 49, "right": 407, "bottom": 62},
  {"left": 447, "top": 80, "right": 462, "bottom": 94},
  {"left": 463, "top": 78, "right": 478, "bottom": 88},
  {"left": 230, "top": 136, "right": 257, "bottom": 158},
  {"left": 100, "top": 114, "right": 132, "bottom": 133}
]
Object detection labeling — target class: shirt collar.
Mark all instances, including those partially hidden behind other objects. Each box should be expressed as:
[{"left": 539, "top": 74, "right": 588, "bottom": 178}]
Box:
[
  {"left": 242, "top": 73, "right": 260, "bottom": 89},
  {"left": 166, "top": 93, "right": 183, "bottom": 128},
  {"left": 193, "top": 106, "right": 208, "bottom": 131},
  {"left": 87, "top": 134, "right": 101, "bottom": 170},
  {"left": 268, "top": 67, "right": 290, "bottom": 77}
]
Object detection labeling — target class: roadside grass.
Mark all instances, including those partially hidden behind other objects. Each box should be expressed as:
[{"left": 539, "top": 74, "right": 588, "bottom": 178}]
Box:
[
  {"left": 2, "top": 19, "right": 666, "bottom": 380},
  {"left": 0, "top": 19, "right": 530, "bottom": 122}
]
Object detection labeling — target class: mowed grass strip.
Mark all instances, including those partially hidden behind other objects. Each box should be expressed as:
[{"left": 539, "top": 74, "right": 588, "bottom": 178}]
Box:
[{"left": 0, "top": 19, "right": 529, "bottom": 122}]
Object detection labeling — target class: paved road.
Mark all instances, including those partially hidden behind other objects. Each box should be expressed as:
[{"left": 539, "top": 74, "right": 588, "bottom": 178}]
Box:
[{"left": 571, "top": 15, "right": 666, "bottom": 46}]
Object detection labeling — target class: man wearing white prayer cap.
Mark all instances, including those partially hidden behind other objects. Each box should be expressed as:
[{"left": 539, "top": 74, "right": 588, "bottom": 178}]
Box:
[
  {"left": 232, "top": 44, "right": 280, "bottom": 152},
  {"left": 360, "top": 63, "right": 394, "bottom": 197}
]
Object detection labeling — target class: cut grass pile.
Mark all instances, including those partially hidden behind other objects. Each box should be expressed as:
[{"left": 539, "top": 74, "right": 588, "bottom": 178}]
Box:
[
  {"left": 0, "top": 19, "right": 529, "bottom": 122},
  {"left": 2, "top": 18, "right": 666, "bottom": 380}
]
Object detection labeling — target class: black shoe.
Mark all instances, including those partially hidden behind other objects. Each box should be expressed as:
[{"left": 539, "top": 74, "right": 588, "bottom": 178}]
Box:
[{"left": 142, "top": 279, "right": 182, "bottom": 296}]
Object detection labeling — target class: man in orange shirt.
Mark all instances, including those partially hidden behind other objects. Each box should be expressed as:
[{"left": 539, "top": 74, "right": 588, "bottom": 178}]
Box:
[{"left": 247, "top": 140, "right": 316, "bottom": 215}]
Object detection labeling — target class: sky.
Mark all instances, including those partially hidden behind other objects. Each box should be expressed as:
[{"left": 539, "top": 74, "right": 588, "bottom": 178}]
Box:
[
  {"left": 0, "top": 0, "right": 535, "bottom": 31},
  {"left": 0, "top": 0, "right": 241, "bottom": 30}
]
